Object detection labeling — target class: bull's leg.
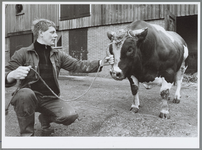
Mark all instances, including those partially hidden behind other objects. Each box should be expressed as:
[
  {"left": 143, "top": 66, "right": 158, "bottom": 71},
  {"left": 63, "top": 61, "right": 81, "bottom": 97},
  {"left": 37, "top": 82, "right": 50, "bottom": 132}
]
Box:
[
  {"left": 159, "top": 77, "right": 173, "bottom": 119},
  {"left": 173, "top": 46, "right": 188, "bottom": 103},
  {"left": 128, "top": 76, "right": 140, "bottom": 113},
  {"left": 173, "top": 65, "right": 187, "bottom": 103}
]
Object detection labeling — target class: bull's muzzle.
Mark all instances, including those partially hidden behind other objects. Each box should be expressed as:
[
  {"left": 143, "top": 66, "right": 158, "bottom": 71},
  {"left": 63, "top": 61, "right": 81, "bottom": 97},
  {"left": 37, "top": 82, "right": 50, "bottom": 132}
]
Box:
[{"left": 110, "top": 68, "right": 125, "bottom": 80}]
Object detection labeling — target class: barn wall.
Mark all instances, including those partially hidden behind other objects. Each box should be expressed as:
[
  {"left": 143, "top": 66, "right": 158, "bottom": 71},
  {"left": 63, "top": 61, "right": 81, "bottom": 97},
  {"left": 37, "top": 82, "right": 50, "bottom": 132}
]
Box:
[
  {"left": 168, "top": 4, "right": 198, "bottom": 16},
  {"left": 5, "top": 4, "right": 59, "bottom": 36},
  {"left": 5, "top": 4, "right": 198, "bottom": 35},
  {"left": 59, "top": 4, "right": 198, "bottom": 31},
  {"left": 59, "top": 4, "right": 166, "bottom": 31}
]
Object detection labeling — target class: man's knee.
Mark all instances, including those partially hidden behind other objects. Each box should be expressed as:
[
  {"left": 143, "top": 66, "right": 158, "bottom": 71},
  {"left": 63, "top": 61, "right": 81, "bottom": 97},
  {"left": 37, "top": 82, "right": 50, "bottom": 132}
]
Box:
[
  {"left": 11, "top": 88, "right": 37, "bottom": 117},
  {"left": 11, "top": 88, "right": 36, "bottom": 105},
  {"left": 57, "top": 113, "right": 78, "bottom": 125}
]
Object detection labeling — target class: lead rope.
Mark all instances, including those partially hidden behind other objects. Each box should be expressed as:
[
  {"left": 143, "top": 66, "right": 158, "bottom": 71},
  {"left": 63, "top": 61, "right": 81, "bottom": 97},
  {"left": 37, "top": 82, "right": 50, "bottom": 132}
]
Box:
[{"left": 30, "top": 66, "right": 102, "bottom": 102}]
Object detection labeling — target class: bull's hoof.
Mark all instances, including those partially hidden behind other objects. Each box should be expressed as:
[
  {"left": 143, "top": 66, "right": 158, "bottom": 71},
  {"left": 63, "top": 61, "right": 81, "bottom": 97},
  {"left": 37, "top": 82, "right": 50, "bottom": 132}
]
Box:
[
  {"left": 130, "top": 107, "right": 139, "bottom": 113},
  {"left": 173, "top": 98, "right": 180, "bottom": 104},
  {"left": 159, "top": 112, "right": 170, "bottom": 119}
]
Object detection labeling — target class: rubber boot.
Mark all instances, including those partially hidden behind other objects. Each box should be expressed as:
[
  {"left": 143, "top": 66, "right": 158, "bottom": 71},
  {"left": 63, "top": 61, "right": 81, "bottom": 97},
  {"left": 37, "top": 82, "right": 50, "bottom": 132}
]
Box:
[{"left": 38, "top": 114, "right": 54, "bottom": 136}]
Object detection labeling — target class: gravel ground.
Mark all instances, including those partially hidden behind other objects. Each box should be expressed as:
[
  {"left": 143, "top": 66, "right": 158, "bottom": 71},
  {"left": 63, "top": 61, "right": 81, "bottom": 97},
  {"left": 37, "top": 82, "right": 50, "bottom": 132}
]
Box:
[{"left": 5, "top": 76, "right": 198, "bottom": 138}]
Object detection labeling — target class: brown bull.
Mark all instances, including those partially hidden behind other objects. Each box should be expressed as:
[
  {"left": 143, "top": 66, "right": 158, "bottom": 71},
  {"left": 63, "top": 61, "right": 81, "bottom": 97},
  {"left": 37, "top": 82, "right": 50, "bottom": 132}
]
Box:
[{"left": 107, "top": 20, "right": 189, "bottom": 119}]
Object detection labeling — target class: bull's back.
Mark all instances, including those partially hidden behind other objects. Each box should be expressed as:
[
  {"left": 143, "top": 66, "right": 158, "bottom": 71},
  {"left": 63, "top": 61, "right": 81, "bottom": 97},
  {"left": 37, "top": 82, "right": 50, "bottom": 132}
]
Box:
[
  {"left": 131, "top": 21, "right": 186, "bottom": 82},
  {"left": 167, "top": 31, "right": 187, "bottom": 47}
]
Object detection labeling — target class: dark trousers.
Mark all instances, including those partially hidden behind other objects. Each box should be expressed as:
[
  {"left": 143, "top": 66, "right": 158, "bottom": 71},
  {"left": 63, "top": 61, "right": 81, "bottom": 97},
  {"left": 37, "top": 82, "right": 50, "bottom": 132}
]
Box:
[{"left": 10, "top": 88, "right": 78, "bottom": 136}]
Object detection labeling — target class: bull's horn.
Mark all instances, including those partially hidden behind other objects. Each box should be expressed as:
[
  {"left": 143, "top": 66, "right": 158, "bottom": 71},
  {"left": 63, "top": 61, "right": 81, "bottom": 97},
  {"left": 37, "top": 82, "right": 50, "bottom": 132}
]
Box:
[
  {"left": 129, "top": 27, "right": 148, "bottom": 37},
  {"left": 107, "top": 31, "right": 116, "bottom": 40}
]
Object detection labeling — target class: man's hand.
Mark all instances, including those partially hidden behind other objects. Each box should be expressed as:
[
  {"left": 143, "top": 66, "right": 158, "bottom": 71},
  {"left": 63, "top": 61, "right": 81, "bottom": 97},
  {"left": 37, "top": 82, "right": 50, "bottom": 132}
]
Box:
[
  {"left": 100, "top": 55, "right": 114, "bottom": 66},
  {"left": 7, "top": 66, "right": 32, "bottom": 83}
]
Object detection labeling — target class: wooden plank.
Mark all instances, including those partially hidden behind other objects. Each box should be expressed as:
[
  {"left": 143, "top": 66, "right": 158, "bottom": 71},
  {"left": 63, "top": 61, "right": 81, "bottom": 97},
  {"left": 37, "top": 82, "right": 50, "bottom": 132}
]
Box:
[
  {"left": 185, "top": 4, "right": 189, "bottom": 16},
  {"left": 176, "top": 4, "right": 181, "bottom": 16},
  {"left": 129, "top": 4, "right": 133, "bottom": 22},
  {"left": 136, "top": 5, "right": 140, "bottom": 20},
  {"left": 181, "top": 4, "right": 186, "bottom": 16},
  {"left": 112, "top": 5, "right": 116, "bottom": 24},
  {"left": 134, "top": 5, "right": 138, "bottom": 21},
  {"left": 159, "top": 4, "right": 164, "bottom": 18},
  {"left": 105, "top": 4, "right": 108, "bottom": 24},
  {"left": 147, "top": 4, "right": 150, "bottom": 20},
  {"left": 90, "top": 4, "right": 95, "bottom": 26},
  {"left": 108, "top": 4, "right": 112, "bottom": 24},
  {"left": 92, "top": 4, "right": 96, "bottom": 26},
  {"left": 195, "top": 4, "right": 198, "bottom": 14},
  {"left": 125, "top": 5, "right": 129, "bottom": 22},
  {"left": 96, "top": 4, "right": 101, "bottom": 26},
  {"left": 117, "top": 4, "right": 120, "bottom": 23},
  {"left": 141, "top": 4, "right": 146, "bottom": 20},
  {"left": 152, "top": 5, "right": 157, "bottom": 19},
  {"left": 105, "top": 5, "right": 108, "bottom": 24}
]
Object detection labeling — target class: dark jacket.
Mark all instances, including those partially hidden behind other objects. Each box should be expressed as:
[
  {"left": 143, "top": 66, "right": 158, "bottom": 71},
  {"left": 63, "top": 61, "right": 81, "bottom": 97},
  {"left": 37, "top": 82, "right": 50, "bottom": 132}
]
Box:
[{"left": 5, "top": 44, "right": 101, "bottom": 95}]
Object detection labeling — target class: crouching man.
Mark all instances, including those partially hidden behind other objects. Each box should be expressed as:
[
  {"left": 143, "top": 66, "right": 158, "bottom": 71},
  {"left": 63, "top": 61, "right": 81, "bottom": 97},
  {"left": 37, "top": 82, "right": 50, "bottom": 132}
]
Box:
[{"left": 5, "top": 18, "right": 114, "bottom": 136}]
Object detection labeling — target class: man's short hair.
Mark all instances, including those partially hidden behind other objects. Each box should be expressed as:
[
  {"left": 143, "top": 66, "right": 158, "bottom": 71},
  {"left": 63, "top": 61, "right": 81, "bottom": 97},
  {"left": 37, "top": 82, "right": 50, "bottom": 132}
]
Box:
[{"left": 31, "top": 18, "right": 56, "bottom": 39}]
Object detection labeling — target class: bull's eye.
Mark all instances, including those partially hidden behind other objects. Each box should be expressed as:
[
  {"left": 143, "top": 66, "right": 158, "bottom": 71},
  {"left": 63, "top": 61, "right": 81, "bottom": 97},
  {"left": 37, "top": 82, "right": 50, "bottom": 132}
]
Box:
[
  {"left": 127, "top": 48, "right": 133, "bottom": 53},
  {"left": 126, "top": 47, "right": 134, "bottom": 56}
]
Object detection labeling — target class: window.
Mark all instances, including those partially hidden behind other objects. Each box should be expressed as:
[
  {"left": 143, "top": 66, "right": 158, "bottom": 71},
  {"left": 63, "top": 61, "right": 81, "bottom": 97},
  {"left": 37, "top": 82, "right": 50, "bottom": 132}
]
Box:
[
  {"left": 60, "top": 4, "right": 90, "bottom": 21},
  {"left": 15, "top": 4, "right": 24, "bottom": 16}
]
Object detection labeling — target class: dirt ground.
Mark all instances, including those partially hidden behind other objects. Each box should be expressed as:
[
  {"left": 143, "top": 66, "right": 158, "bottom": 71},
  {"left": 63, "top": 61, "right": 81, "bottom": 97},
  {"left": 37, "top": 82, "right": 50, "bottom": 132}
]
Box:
[{"left": 5, "top": 75, "right": 198, "bottom": 137}]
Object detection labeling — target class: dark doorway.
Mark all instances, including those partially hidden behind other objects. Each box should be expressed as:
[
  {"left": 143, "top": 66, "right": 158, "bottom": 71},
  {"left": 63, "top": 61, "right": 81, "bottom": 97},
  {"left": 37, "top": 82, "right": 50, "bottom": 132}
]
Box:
[
  {"left": 69, "top": 28, "right": 88, "bottom": 76},
  {"left": 10, "top": 33, "right": 33, "bottom": 57},
  {"left": 176, "top": 15, "right": 197, "bottom": 73},
  {"left": 69, "top": 28, "right": 88, "bottom": 60}
]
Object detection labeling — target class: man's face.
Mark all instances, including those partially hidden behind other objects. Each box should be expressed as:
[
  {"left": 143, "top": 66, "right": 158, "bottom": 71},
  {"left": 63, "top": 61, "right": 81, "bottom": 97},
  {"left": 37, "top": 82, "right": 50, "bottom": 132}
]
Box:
[{"left": 39, "top": 26, "right": 58, "bottom": 46}]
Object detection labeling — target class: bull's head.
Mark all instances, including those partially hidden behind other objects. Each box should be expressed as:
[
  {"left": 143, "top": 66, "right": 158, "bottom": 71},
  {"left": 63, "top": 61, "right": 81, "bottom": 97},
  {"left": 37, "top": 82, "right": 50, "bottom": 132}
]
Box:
[{"left": 107, "top": 27, "right": 148, "bottom": 80}]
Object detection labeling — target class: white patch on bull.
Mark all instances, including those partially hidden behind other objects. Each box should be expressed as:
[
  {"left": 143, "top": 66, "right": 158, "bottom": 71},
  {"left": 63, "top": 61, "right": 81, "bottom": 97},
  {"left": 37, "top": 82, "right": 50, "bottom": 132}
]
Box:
[
  {"left": 183, "top": 45, "right": 189, "bottom": 60},
  {"left": 160, "top": 99, "right": 169, "bottom": 115},
  {"left": 131, "top": 76, "right": 140, "bottom": 108},
  {"left": 131, "top": 76, "right": 139, "bottom": 85},
  {"left": 142, "top": 77, "right": 163, "bottom": 89},
  {"left": 160, "top": 109, "right": 169, "bottom": 114},
  {"left": 160, "top": 77, "right": 173, "bottom": 93},
  {"left": 110, "top": 39, "right": 123, "bottom": 74},
  {"left": 131, "top": 93, "right": 140, "bottom": 109},
  {"left": 174, "top": 45, "right": 188, "bottom": 100},
  {"left": 151, "top": 24, "right": 175, "bottom": 43}
]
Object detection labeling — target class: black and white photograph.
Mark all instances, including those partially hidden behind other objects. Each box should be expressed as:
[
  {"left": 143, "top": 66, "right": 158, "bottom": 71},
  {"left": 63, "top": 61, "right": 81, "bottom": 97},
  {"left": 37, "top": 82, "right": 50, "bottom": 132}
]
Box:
[{"left": 2, "top": 2, "right": 200, "bottom": 149}]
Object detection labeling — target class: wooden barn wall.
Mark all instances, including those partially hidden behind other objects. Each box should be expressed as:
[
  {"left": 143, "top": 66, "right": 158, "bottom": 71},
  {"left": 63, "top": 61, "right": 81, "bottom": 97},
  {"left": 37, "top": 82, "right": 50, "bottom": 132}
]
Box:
[
  {"left": 59, "top": 4, "right": 198, "bottom": 30},
  {"left": 5, "top": 4, "right": 59, "bottom": 36},
  {"left": 59, "top": 4, "right": 165, "bottom": 30},
  {"left": 168, "top": 4, "right": 198, "bottom": 16},
  {"left": 5, "top": 4, "right": 198, "bottom": 35}
]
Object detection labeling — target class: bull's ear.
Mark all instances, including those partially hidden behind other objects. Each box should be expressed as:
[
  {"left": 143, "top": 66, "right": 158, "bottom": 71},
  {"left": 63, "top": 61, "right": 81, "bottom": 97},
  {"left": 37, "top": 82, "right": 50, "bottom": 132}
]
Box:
[
  {"left": 107, "top": 31, "right": 115, "bottom": 40},
  {"left": 129, "top": 27, "right": 148, "bottom": 41}
]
